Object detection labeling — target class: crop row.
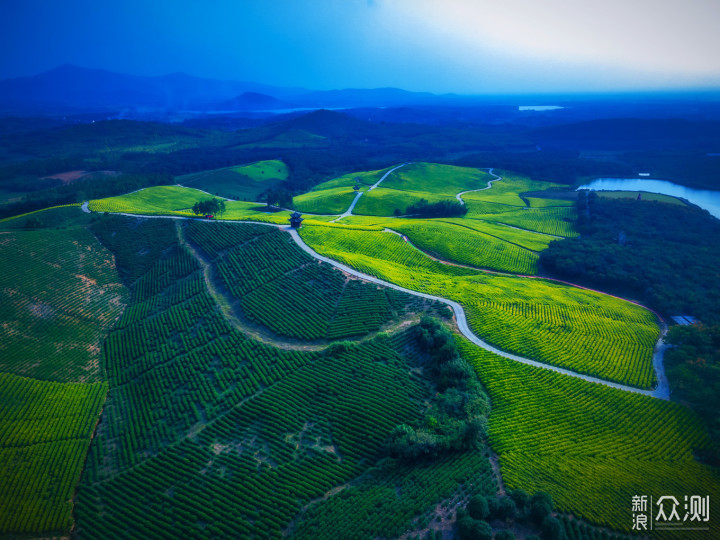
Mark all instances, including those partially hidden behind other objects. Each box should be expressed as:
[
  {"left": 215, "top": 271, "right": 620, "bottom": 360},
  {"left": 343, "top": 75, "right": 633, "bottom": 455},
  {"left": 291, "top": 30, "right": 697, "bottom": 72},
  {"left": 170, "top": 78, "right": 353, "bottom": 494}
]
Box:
[
  {"left": 393, "top": 221, "right": 539, "bottom": 274},
  {"left": 298, "top": 225, "right": 659, "bottom": 388},
  {"left": 84, "top": 221, "right": 322, "bottom": 480},
  {"left": 326, "top": 281, "right": 393, "bottom": 339},
  {"left": 217, "top": 228, "right": 311, "bottom": 297},
  {"left": 76, "top": 337, "right": 429, "bottom": 538},
  {"left": 465, "top": 299, "right": 657, "bottom": 388},
  {"left": 209, "top": 226, "right": 413, "bottom": 340},
  {"left": 460, "top": 340, "right": 720, "bottom": 536},
  {"left": 0, "top": 373, "right": 107, "bottom": 534},
  {"left": 242, "top": 262, "right": 344, "bottom": 339},
  {"left": 90, "top": 216, "right": 179, "bottom": 284},
  {"left": 0, "top": 228, "right": 126, "bottom": 383},
  {"left": 472, "top": 206, "right": 579, "bottom": 237},
  {"left": 185, "top": 220, "right": 273, "bottom": 259},
  {"left": 294, "top": 451, "right": 495, "bottom": 539}
]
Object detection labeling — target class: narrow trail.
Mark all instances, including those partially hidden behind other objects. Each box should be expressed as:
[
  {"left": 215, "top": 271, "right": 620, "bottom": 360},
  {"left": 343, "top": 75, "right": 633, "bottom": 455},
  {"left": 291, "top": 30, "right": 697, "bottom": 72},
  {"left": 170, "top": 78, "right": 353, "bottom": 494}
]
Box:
[
  {"left": 330, "top": 163, "right": 409, "bottom": 223},
  {"left": 175, "top": 222, "right": 326, "bottom": 352},
  {"left": 286, "top": 226, "right": 669, "bottom": 400},
  {"left": 456, "top": 168, "right": 503, "bottom": 204},
  {"left": 99, "top": 178, "right": 670, "bottom": 399},
  {"left": 174, "top": 220, "right": 424, "bottom": 352}
]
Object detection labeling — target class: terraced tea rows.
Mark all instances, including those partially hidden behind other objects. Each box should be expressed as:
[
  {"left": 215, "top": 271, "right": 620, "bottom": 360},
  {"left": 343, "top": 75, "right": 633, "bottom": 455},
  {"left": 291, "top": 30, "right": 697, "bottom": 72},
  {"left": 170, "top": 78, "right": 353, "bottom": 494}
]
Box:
[
  {"left": 77, "top": 335, "right": 429, "bottom": 538},
  {"left": 188, "top": 222, "right": 419, "bottom": 341},
  {"left": 87, "top": 222, "right": 319, "bottom": 479},
  {"left": 0, "top": 228, "right": 127, "bottom": 382},
  {"left": 0, "top": 373, "right": 107, "bottom": 534},
  {"left": 293, "top": 451, "right": 495, "bottom": 539},
  {"left": 299, "top": 225, "right": 659, "bottom": 388},
  {"left": 392, "top": 220, "right": 540, "bottom": 274},
  {"left": 471, "top": 206, "right": 579, "bottom": 237},
  {"left": 459, "top": 340, "right": 720, "bottom": 538}
]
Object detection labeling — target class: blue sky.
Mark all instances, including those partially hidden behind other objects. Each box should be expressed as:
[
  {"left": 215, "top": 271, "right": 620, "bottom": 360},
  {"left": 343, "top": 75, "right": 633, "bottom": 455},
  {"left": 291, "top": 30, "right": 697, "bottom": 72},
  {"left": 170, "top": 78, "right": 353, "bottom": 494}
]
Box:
[{"left": 2, "top": 0, "right": 719, "bottom": 93}]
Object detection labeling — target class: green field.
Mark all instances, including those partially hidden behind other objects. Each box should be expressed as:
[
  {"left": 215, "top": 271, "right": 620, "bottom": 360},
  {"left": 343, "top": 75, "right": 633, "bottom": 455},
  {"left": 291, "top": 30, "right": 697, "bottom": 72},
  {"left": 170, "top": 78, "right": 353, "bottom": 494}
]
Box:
[
  {"left": 299, "top": 225, "right": 659, "bottom": 388},
  {"left": 177, "top": 159, "right": 288, "bottom": 201},
  {"left": 71, "top": 218, "right": 492, "bottom": 539},
  {"left": 0, "top": 215, "right": 125, "bottom": 537},
  {"left": 8, "top": 161, "right": 715, "bottom": 539},
  {"left": 186, "top": 221, "right": 426, "bottom": 340},
  {"left": 391, "top": 220, "right": 541, "bottom": 274},
  {"left": 596, "top": 190, "right": 687, "bottom": 205},
  {"left": 460, "top": 340, "right": 720, "bottom": 538},
  {"left": 469, "top": 206, "right": 579, "bottom": 237},
  {"left": 0, "top": 373, "right": 107, "bottom": 534},
  {"left": 352, "top": 162, "right": 494, "bottom": 216},
  {"left": 526, "top": 196, "right": 575, "bottom": 207},
  {"left": 0, "top": 227, "right": 127, "bottom": 382},
  {"left": 293, "top": 185, "right": 359, "bottom": 214}
]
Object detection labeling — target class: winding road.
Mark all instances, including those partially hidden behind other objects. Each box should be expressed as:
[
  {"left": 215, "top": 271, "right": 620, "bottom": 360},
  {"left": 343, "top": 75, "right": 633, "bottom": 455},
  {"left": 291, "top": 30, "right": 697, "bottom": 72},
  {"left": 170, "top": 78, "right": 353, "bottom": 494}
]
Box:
[
  {"left": 330, "top": 163, "right": 409, "bottom": 222},
  {"left": 100, "top": 208, "right": 669, "bottom": 400},
  {"left": 456, "top": 168, "right": 503, "bottom": 204}
]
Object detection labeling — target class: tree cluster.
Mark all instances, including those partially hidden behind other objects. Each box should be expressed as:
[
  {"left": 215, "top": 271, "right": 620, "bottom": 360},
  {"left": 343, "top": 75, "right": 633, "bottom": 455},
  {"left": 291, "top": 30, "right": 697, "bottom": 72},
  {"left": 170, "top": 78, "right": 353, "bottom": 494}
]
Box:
[
  {"left": 191, "top": 198, "right": 225, "bottom": 216},
  {"left": 386, "top": 317, "right": 489, "bottom": 460},
  {"left": 458, "top": 490, "right": 563, "bottom": 540},
  {"left": 404, "top": 198, "right": 468, "bottom": 218},
  {"left": 262, "top": 187, "right": 293, "bottom": 209}
]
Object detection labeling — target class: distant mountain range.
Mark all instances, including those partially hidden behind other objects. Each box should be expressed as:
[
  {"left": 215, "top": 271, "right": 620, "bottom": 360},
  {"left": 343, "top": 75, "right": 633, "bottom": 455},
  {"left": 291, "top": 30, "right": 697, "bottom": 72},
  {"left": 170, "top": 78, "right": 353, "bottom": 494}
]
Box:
[{"left": 0, "top": 64, "right": 448, "bottom": 115}]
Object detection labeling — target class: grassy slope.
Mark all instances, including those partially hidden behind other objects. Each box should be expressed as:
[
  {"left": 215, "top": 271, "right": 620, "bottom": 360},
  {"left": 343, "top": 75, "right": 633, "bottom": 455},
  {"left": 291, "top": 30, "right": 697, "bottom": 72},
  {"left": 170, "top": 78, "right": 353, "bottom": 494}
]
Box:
[
  {"left": 293, "top": 186, "right": 359, "bottom": 214},
  {"left": 460, "top": 339, "right": 720, "bottom": 538},
  {"left": 177, "top": 160, "right": 289, "bottom": 201},
  {"left": 0, "top": 374, "right": 107, "bottom": 535},
  {"left": 0, "top": 226, "right": 127, "bottom": 382},
  {"left": 0, "top": 213, "right": 126, "bottom": 536},
  {"left": 299, "top": 225, "right": 659, "bottom": 388}
]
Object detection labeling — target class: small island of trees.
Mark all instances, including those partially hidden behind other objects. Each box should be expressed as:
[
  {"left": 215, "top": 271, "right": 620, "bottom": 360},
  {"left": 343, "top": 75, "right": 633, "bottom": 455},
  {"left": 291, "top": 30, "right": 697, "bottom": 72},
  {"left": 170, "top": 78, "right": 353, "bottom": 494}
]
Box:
[{"left": 192, "top": 198, "right": 226, "bottom": 217}]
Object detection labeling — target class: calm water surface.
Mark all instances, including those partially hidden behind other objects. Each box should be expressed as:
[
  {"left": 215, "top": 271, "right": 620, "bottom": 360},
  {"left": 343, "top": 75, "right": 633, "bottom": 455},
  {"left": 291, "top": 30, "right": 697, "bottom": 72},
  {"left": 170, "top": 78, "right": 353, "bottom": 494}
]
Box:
[{"left": 577, "top": 178, "right": 720, "bottom": 219}]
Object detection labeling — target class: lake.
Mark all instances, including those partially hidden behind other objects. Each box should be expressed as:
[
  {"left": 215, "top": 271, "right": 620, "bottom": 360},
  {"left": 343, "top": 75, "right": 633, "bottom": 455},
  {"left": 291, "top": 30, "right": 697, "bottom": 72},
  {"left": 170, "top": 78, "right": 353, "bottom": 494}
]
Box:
[
  {"left": 518, "top": 105, "right": 564, "bottom": 111},
  {"left": 577, "top": 178, "right": 720, "bottom": 219}
]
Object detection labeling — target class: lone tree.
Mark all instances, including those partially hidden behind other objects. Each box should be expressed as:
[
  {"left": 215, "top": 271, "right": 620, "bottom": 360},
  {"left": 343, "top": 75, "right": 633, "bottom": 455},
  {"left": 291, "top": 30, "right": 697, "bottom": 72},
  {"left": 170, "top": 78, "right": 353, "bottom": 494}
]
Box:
[{"left": 192, "top": 198, "right": 225, "bottom": 217}]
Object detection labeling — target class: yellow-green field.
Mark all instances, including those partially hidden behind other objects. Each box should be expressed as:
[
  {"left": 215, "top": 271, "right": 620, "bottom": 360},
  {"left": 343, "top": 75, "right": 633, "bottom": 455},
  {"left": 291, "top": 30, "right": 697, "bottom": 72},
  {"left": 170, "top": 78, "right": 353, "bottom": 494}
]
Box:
[
  {"left": 597, "top": 190, "right": 687, "bottom": 205},
  {"left": 299, "top": 225, "right": 659, "bottom": 388},
  {"left": 460, "top": 340, "right": 720, "bottom": 538},
  {"left": 293, "top": 186, "right": 358, "bottom": 214}
]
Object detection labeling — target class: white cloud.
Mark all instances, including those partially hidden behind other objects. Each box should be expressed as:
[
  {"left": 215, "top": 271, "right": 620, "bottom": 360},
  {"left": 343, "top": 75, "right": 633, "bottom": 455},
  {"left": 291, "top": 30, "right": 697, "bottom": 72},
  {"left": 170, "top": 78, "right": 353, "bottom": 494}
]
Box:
[{"left": 376, "top": 0, "right": 720, "bottom": 79}]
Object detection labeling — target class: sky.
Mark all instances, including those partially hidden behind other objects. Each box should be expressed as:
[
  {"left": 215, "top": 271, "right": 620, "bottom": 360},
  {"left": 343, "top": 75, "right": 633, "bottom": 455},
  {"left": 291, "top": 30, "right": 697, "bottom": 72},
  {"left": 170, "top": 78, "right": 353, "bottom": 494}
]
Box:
[{"left": 2, "top": 0, "right": 720, "bottom": 94}]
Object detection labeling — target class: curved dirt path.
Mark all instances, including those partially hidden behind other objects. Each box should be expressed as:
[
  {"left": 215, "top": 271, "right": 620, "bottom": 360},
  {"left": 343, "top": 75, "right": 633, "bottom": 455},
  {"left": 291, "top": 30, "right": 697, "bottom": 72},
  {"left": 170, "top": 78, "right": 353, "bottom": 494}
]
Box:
[
  {"left": 100, "top": 210, "right": 669, "bottom": 399},
  {"left": 330, "top": 163, "right": 409, "bottom": 223},
  {"left": 456, "top": 168, "right": 503, "bottom": 204}
]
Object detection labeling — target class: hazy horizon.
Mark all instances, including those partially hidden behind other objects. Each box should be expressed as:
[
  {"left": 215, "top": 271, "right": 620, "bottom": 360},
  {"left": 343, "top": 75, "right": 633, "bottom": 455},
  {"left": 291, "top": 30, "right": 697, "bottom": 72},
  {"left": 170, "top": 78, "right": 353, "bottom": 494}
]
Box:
[{"left": 3, "top": 0, "right": 720, "bottom": 94}]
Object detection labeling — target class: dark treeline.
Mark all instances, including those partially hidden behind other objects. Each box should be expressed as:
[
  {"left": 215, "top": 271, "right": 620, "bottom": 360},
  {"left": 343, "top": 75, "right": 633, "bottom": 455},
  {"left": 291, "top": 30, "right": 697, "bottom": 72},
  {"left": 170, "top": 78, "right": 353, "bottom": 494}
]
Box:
[
  {"left": 0, "top": 172, "right": 172, "bottom": 219},
  {"left": 404, "top": 198, "right": 468, "bottom": 218},
  {"left": 540, "top": 192, "right": 720, "bottom": 323},
  {"left": 664, "top": 324, "right": 720, "bottom": 464}
]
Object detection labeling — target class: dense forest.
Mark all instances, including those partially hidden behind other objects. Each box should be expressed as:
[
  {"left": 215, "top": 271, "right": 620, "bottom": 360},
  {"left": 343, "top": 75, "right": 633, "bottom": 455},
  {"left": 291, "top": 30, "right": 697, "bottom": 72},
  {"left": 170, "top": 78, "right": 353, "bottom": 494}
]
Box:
[
  {"left": 540, "top": 192, "right": 720, "bottom": 323},
  {"left": 664, "top": 324, "right": 720, "bottom": 464}
]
